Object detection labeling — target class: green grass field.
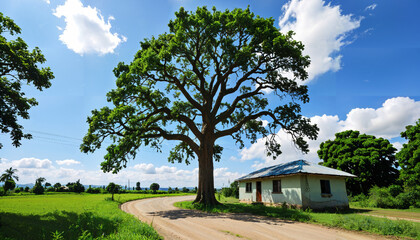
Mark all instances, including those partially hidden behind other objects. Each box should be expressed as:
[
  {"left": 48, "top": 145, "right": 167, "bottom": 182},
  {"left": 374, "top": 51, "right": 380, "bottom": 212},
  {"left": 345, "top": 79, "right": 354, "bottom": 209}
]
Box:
[
  {"left": 0, "top": 192, "right": 190, "bottom": 240},
  {"left": 175, "top": 196, "right": 420, "bottom": 239}
]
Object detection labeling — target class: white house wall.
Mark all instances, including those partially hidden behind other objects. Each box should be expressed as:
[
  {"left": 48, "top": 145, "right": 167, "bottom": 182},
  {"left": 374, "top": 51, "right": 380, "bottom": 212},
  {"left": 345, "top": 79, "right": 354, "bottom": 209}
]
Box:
[
  {"left": 262, "top": 175, "right": 302, "bottom": 205},
  {"left": 301, "top": 175, "right": 349, "bottom": 209},
  {"left": 239, "top": 181, "right": 255, "bottom": 202},
  {"left": 239, "top": 175, "right": 302, "bottom": 205}
]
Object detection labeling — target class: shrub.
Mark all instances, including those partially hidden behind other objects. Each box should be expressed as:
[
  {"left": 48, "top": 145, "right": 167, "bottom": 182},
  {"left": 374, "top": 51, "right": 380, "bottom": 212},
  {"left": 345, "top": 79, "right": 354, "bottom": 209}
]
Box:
[
  {"left": 86, "top": 186, "right": 101, "bottom": 194},
  {"left": 150, "top": 183, "right": 160, "bottom": 193},
  {"left": 33, "top": 183, "right": 44, "bottom": 195},
  {"left": 66, "top": 180, "right": 85, "bottom": 193},
  {"left": 4, "top": 179, "right": 16, "bottom": 193}
]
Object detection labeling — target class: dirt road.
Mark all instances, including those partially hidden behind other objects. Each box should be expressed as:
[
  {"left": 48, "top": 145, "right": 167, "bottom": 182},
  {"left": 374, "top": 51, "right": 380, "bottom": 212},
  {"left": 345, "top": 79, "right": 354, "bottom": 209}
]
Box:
[{"left": 121, "top": 195, "right": 385, "bottom": 240}]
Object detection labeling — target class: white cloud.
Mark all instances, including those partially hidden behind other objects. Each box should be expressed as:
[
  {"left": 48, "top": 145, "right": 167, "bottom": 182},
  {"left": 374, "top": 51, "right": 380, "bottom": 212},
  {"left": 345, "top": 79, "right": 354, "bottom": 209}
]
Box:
[
  {"left": 392, "top": 142, "right": 403, "bottom": 152},
  {"left": 53, "top": 0, "right": 126, "bottom": 55},
  {"left": 341, "top": 97, "right": 420, "bottom": 139},
  {"left": 133, "top": 163, "right": 156, "bottom": 174},
  {"left": 13, "top": 158, "right": 53, "bottom": 169},
  {"left": 365, "top": 4, "right": 377, "bottom": 11},
  {"left": 56, "top": 159, "right": 81, "bottom": 166},
  {"left": 44, "top": 0, "right": 51, "bottom": 4},
  {"left": 279, "top": 0, "right": 361, "bottom": 82},
  {"left": 240, "top": 97, "right": 420, "bottom": 168}
]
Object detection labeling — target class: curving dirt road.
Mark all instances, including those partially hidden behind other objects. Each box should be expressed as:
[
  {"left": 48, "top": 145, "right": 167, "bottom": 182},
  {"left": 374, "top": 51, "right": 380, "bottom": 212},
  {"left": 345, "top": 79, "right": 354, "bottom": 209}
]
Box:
[{"left": 121, "top": 195, "right": 386, "bottom": 240}]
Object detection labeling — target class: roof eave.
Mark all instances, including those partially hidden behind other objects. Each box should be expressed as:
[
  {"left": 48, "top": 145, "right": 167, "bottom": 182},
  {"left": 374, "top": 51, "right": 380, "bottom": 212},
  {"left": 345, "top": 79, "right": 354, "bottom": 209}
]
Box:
[{"left": 236, "top": 172, "right": 356, "bottom": 182}]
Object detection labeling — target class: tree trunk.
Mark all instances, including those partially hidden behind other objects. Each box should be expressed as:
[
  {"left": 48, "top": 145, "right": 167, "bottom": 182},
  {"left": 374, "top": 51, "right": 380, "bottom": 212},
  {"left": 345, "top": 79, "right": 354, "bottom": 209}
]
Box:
[{"left": 193, "top": 136, "right": 220, "bottom": 206}]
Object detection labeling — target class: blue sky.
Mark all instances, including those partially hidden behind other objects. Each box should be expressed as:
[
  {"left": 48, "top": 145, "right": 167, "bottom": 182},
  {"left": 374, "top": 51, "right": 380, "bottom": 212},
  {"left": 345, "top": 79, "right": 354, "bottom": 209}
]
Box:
[{"left": 1, "top": 0, "right": 419, "bottom": 188}]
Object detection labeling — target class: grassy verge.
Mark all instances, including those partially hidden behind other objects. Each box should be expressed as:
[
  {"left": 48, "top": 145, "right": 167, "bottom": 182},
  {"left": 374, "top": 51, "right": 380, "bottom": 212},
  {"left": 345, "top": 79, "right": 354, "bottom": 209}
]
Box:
[
  {"left": 174, "top": 196, "right": 420, "bottom": 239},
  {"left": 0, "top": 192, "right": 191, "bottom": 240},
  {"left": 349, "top": 203, "right": 420, "bottom": 221}
]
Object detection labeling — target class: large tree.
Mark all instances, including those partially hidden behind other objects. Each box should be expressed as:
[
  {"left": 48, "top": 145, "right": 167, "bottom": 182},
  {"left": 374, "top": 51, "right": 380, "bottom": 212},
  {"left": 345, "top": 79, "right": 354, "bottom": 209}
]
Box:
[
  {"left": 396, "top": 119, "right": 420, "bottom": 187},
  {"left": 81, "top": 7, "right": 318, "bottom": 205},
  {"left": 0, "top": 13, "right": 54, "bottom": 149},
  {"left": 318, "top": 130, "right": 398, "bottom": 195}
]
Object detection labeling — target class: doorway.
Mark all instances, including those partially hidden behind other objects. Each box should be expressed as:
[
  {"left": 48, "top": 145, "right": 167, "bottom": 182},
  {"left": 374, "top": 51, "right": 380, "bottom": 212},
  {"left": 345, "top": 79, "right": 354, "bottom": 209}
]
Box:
[{"left": 256, "top": 181, "right": 262, "bottom": 202}]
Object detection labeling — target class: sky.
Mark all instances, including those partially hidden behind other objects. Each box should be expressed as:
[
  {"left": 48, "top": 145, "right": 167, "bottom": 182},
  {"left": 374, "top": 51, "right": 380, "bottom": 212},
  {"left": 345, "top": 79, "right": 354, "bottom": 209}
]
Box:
[{"left": 1, "top": 0, "right": 419, "bottom": 188}]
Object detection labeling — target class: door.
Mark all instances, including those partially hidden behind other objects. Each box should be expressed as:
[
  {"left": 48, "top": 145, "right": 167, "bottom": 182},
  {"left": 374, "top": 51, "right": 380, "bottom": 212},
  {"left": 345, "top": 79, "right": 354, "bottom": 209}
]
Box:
[{"left": 256, "top": 181, "right": 262, "bottom": 202}]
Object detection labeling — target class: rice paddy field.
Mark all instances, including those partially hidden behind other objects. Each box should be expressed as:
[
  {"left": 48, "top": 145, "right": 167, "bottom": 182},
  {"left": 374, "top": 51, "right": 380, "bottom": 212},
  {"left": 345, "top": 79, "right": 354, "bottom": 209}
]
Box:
[{"left": 0, "top": 192, "right": 190, "bottom": 240}]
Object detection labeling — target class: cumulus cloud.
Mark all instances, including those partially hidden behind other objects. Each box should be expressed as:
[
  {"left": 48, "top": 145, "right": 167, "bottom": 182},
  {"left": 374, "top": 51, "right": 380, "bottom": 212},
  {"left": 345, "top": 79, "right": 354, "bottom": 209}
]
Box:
[
  {"left": 56, "top": 159, "right": 81, "bottom": 166},
  {"left": 279, "top": 0, "right": 361, "bottom": 82},
  {"left": 341, "top": 97, "right": 420, "bottom": 138},
  {"left": 13, "top": 158, "right": 53, "bottom": 169},
  {"left": 53, "top": 0, "right": 126, "bottom": 55},
  {"left": 133, "top": 163, "right": 156, "bottom": 174},
  {"left": 240, "top": 97, "right": 420, "bottom": 168}
]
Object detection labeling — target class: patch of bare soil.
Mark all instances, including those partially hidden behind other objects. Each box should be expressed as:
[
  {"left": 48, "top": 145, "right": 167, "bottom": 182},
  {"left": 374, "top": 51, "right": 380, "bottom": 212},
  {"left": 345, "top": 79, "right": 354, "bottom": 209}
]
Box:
[{"left": 121, "top": 196, "right": 388, "bottom": 240}]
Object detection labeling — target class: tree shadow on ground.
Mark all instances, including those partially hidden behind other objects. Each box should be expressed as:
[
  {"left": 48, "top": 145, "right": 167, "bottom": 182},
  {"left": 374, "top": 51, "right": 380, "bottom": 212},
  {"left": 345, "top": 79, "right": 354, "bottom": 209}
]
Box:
[{"left": 0, "top": 211, "right": 117, "bottom": 240}]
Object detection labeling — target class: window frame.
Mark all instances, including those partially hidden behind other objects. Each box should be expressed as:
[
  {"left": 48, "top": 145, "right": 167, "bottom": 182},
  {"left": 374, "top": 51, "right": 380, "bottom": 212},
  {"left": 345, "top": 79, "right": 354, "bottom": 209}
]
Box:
[
  {"left": 320, "top": 179, "right": 331, "bottom": 195},
  {"left": 272, "top": 179, "right": 282, "bottom": 193},
  {"left": 245, "top": 182, "right": 252, "bottom": 193}
]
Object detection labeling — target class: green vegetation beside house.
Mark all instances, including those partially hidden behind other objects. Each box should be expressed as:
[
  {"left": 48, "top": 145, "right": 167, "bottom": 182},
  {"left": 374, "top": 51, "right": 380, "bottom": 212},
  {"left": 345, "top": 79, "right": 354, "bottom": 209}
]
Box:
[{"left": 0, "top": 192, "right": 190, "bottom": 240}]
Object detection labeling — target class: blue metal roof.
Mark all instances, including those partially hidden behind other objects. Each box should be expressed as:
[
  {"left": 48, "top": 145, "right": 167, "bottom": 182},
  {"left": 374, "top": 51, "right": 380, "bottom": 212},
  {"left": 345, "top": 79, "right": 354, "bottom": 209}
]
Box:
[{"left": 236, "top": 159, "right": 356, "bottom": 181}]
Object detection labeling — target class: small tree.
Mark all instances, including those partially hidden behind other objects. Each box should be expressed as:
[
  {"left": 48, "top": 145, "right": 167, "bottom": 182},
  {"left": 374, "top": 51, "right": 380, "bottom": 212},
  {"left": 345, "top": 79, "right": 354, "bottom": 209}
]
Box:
[
  {"left": 33, "top": 177, "right": 45, "bottom": 195},
  {"left": 396, "top": 119, "right": 420, "bottom": 187},
  {"left": 0, "top": 167, "right": 19, "bottom": 183},
  {"left": 53, "top": 182, "right": 61, "bottom": 190},
  {"left": 135, "top": 181, "right": 141, "bottom": 191},
  {"left": 182, "top": 187, "right": 189, "bottom": 193},
  {"left": 150, "top": 183, "right": 160, "bottom": 193},
  {"left": 45, "top": 182, "right": 51, "bottom": 188},
  {"left": 106, "top": 182, "right": 121, "bottom": 201}
]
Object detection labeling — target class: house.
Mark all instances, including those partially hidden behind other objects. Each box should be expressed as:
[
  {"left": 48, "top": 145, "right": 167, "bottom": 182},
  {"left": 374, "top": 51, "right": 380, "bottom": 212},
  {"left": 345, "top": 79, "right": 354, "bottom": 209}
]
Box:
[{"left": 236, "top": 159, "right": 356, "bottom": 209}]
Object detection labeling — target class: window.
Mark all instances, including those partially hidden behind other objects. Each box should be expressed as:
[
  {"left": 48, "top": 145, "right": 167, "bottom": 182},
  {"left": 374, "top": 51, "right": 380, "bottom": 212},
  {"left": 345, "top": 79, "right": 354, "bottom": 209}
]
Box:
[
  {"left": 272, "top": 180, "right": 282, "bottom": 193},
  {"left": 320, "top": 180, "right": 331, "bottom": 194},
  {"left": 245, "top": 182, "right": 252, "bottom": 193}
]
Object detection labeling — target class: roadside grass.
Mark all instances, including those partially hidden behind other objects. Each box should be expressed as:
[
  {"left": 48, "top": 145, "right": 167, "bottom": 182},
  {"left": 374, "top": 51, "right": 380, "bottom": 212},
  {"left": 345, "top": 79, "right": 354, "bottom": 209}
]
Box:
[
  {"left": 350, "top": 203, "right": 420, "bottom": 221},
  {"left": 0, "top": 192, "right": 190, "bottom": 240},
  {"left": 174, "top": 196, "right": 420, "bottom": 239}
]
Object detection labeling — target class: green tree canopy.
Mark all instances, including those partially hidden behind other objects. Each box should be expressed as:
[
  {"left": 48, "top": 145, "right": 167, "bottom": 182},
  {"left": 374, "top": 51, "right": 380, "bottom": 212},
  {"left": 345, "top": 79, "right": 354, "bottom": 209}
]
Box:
[
  {"left": 396, "top": 119, "right": 420, "bottom": 187},
  {"left": 106, "top": 182, "right": 121, "bottom": 201},
  {"left": 318, "top": 130, "right": 398, "bottom": 195},
  {"left": 150, "top": 183, "right": 160, "bottom": 193},
  {"left": 3, "top": 179, "right": 16, "bottom": 193},
  {"left": 0, "top": 12, "right": 54, "bottom": 149},
  {"left": 33, "top": 177, "right": 46, "bottom": 195},
  {"left": 81, "top": 6, "right": 318, "bottom": 205},
  {"left": 0, "top": 167, "right": 18, "bottom": 182}
]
